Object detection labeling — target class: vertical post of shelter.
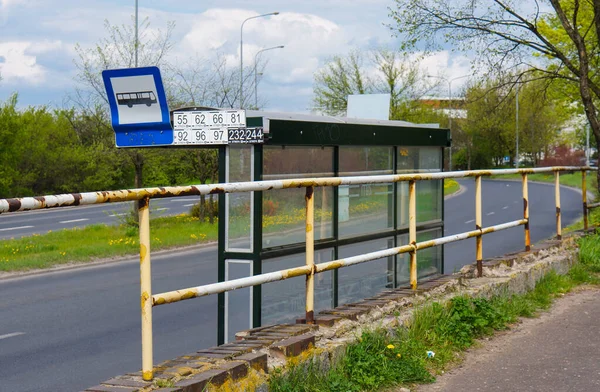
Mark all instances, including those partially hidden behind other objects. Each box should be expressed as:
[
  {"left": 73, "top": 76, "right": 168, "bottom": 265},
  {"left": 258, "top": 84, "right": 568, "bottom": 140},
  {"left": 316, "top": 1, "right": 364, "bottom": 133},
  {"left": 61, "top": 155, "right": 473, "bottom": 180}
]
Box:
[
  {"left": 555, "top": 171, "right": 562, "bottom": 240},
  {"left": 305, "top": 186, "right": 315, "bottom": 324},
  {"left": 139, "top": 196, "right": 153, "bottom": 380},
  {"left": 409, "top": 180, "right": 417, "bottom": 289},
  {"left": 582, "top": 170, "right": 588, "bottom": 230},
  {"left": 522, "top": 174, "right": 530, "bottom": 251},
  {"left": 475, "top": 176, "right": 483, "bottom": 277}
]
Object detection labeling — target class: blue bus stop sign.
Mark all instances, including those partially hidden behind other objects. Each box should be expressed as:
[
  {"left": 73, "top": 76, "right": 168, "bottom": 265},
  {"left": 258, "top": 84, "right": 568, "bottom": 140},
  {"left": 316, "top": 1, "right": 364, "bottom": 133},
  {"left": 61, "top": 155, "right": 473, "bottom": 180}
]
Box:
[{"left": 102, "top": 66, "right": 172, "bottom": 147}]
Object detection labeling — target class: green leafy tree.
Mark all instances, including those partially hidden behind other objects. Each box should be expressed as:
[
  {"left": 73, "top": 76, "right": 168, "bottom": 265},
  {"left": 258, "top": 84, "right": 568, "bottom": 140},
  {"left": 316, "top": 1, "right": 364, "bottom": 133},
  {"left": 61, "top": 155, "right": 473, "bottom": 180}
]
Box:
[
  {"left": 390, "top": 0, "right": 600, "bottom": 189},
  {"left": 312, "top": 49, "right": 437, "bottom": 120}
]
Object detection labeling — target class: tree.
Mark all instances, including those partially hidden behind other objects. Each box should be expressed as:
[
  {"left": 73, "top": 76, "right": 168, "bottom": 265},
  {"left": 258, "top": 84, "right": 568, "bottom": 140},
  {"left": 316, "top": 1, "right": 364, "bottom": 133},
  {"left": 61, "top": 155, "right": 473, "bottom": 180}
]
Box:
[
  {"left": 312, "top": 49, "right": 437, "bottom": 119},
  {"left": 390, "top": 0, "right": 600, "bottom": 189}
]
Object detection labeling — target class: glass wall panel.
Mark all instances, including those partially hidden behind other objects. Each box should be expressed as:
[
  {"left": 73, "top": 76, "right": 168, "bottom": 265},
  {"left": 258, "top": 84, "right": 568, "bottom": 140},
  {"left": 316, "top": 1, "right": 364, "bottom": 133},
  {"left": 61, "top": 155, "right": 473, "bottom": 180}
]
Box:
[
  {"left": 262, "top": 146, "right": 334, "bottom": 248},
  {"left": 416, "top": 228, "right": 443, "bottom": 277},
  {"left": 339, "top": 147, "right": 393, "bottom": 237},
  {"left": 417, "top": 148, "right": 443, "bottom": 223},
  {"left": 396, "top": 229, "right": 443, "bottom": 285},
  {"left": 338, "top": 238, "right": 394, "bottom": 305},
  {"left": 226, "top": 145, "right": 253, "bottom": 251},
  {"left": 225, "top": 260, "right": 252, "bottom": 343},
  {"left": 397, "top": 147, "right": 443, "bottom": 227},
  {"left": 262, "top": 249, "right": 334, "bottom": 325}
]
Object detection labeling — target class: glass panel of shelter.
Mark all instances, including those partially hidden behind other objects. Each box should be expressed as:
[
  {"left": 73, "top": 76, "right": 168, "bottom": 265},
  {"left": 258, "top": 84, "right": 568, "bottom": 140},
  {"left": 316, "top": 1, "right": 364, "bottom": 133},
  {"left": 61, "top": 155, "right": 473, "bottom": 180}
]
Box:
[
  {"left": 225, "top": 145, "right": 253, "bottom": 252},
  {"left": 221, "top": 140, "right": 445, "bottom": 335}
]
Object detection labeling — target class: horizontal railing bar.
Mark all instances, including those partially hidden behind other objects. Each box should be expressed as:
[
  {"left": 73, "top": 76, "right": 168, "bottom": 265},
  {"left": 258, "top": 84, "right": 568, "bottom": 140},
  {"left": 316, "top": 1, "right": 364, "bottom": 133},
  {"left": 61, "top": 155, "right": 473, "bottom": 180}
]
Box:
[
  {"left": 0, "top": 167, "right": 590, "bottom": 213},
  {"left": 416, "top": 219, "right": 527, "bottom": 250},
  {"left": 152, "top": 218, "right": 527, "bottom": 306},
  {"left": 153, "top": 265, "right": 312, "bottom": 306},
  {"left": 262, "top": 172, "right": 334, "bottom": 180}
]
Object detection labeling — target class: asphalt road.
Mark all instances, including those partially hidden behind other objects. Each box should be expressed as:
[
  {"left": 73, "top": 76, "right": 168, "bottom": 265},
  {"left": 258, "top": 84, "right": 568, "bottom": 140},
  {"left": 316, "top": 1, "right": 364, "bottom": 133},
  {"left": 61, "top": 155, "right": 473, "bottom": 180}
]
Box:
[
  {"left": 444, "top": 179, "right": 582, "bottom": 273},
  {"left": 0, "top": 196, "right": 203, "bottom": 240},
  {"left": 0, "top": 179, "right": 584, "bottom": 391}
]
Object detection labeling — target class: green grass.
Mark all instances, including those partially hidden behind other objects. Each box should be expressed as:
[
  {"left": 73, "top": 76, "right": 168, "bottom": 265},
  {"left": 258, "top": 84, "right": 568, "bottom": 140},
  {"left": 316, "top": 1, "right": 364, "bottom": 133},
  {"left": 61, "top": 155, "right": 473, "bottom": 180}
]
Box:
[
  {"left": 493, "top": 170, "right": 597, "bottom": 190},
  {"left": 0, "top": 214, "right": 217, "bottom": 272},
  {"left": 269, "top": 233, "right": 600, "bottom": 391},
  {"left": 444, "top": 179, "right": 460, "bottom": 196}
]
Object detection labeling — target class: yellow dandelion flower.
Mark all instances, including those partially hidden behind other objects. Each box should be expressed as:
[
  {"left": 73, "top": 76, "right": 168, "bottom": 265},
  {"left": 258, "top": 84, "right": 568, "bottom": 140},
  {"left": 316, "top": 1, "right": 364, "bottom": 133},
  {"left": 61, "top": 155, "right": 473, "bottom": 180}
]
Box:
[
  {"left": 386, "top": 344, "right": 395, "bottom": 349},
  {"left": 397, "top": 353, "right": 401, "bottom": 358}
]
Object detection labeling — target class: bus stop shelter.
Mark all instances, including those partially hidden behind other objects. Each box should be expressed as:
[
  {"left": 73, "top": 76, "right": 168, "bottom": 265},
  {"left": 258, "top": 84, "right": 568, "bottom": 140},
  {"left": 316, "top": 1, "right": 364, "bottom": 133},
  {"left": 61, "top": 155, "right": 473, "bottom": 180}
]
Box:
[{"left": 217, "top": 111, "right": 450, "bottom": 343}]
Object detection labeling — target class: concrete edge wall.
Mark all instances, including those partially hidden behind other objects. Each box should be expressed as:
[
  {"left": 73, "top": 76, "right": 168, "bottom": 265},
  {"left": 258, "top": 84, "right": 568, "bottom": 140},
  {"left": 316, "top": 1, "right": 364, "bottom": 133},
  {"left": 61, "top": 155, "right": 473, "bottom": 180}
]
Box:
[{"left": 84, "top": 232, "right": 584, "bottom": 392}]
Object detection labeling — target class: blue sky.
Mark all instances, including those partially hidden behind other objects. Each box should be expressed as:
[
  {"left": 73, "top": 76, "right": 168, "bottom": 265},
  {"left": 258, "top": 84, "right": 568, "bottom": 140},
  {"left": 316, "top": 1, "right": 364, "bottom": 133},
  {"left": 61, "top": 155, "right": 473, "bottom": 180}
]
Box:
[{"left": 0, "top": 0, "right": 471, "bottom": 113}]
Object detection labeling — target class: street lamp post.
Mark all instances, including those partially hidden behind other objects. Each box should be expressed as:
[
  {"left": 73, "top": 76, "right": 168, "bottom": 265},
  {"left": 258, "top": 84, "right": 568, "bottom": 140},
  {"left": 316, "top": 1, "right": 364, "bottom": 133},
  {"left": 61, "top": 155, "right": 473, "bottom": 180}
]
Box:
[
  {"left": 134, "top": 0, "right": 139, "bottom": 67},
  {"left": 239, "top": 12, "right": 279, "bottom": 109},
  {"left": 427, "top": 74, "right": 470, "bottom": 171},
  {"left": 254, "top": 45, "right": 284, "bottom": 109}
]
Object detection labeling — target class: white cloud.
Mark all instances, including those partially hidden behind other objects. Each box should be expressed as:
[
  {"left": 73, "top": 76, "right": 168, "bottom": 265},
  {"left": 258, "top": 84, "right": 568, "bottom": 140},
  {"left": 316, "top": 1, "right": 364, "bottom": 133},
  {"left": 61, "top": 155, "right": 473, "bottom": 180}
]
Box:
[
  {"left": 178, "top": 10, "right": 348, "bottom": 86},
  {"left": 0, "top": 1, "right": 469, "bottom": 112},
  {"left": 0, "top": 42, "right": 47, "bottom": 84}
]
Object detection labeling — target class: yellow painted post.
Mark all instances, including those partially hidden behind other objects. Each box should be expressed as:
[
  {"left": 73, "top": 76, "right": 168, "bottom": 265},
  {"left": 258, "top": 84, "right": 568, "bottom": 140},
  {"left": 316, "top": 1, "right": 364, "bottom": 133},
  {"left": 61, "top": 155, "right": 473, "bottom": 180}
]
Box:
[
  {"left": 305, "top": 186, "right": 315, "bottom": 324},
  {"left": 139, "top": 196, "right": 153, "bottom": 381},
  {"left": 555, "top": 171, "right": 561, "bottom": 240},
  {"left": 583, "top": 170, "right": 588, "bottom": 230},
  {"left": 475, "top": 176, "right": 483, "bottom": 277},
  {"left": 522, "top": 174, "right": 530, "bottom": 251},
  {"left": 409, "top": 180, "right": 417, "bottom": 290}
]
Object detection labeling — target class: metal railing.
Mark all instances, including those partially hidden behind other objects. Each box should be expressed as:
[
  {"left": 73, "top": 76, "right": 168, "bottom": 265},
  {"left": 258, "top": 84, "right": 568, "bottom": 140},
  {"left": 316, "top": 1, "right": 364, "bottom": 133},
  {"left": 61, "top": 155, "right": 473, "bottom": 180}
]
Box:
[{"left": 0, "top": 166, "right": 597, "bottom": 380}]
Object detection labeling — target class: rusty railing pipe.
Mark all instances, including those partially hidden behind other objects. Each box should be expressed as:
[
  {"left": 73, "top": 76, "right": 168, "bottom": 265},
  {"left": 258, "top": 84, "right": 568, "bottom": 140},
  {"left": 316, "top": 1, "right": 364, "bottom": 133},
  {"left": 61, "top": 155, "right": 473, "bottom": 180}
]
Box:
[
  {"left": 522, "top": 174, "right": 530, "bottom": 251},
  {"left": 305, "top": 186, "right": 315, "bottom": 324},
  {"left": 475, "top": 176, "right": 483, "bottom": 277},
  {"left": 139, "top": 197, "right": 153, "bottom": 381},
  {"left": 409, "top": 180, "right": 417, "bottom": 289},
  {"left": 555, "top": 171, "right": 561, "bottom": 240},
  {"left": 583, "top": 170, "right": 588, "bottom": 230}
]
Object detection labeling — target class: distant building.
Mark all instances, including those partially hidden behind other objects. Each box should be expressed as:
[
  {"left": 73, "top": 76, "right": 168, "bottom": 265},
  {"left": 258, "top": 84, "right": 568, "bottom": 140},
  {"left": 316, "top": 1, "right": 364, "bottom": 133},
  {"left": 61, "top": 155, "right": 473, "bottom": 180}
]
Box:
[{"left": 419, "top": 97, "right": 467, "bottom": 120}]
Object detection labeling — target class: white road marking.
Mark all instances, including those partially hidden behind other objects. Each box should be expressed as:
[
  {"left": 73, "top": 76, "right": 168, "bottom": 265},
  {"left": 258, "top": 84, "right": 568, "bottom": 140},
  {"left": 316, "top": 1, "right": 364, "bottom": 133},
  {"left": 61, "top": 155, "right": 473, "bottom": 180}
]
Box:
[
  {"left": 59, "top": 218, "right": 89, "bottom": 224},
  {"left": 171, "top": 198, "right": 199, "bottom": 202},
  {"left": 109, "top": 213, "right": 127, "bottom": 217},
  {"left": 0, "top": 225, "right": 34, "bottom": 232},
  {"left": 0, "top": 332, "right": 25, "bottom": 340},
  {"left": 155, "top": 208, "right": 169, "bottom": 211},
  {"left": 502, "top": 206, "right": 509, "bottom": 210},
  {"left": 184, "top": 204, "right": 195, "bottom": 207},
  {"left": 487, "top": 212, "right": 495, "bottom": 216},
  {"left": 465, "top": 219, "right": 475, "bottom": 224}
]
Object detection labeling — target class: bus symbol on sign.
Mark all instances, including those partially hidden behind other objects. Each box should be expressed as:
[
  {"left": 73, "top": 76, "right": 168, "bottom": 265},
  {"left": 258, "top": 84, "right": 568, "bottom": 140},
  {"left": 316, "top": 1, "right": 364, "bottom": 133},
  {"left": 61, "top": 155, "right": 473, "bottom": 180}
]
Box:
[{"left": 116, "top": 91, "right": 158, "bottom": 108}]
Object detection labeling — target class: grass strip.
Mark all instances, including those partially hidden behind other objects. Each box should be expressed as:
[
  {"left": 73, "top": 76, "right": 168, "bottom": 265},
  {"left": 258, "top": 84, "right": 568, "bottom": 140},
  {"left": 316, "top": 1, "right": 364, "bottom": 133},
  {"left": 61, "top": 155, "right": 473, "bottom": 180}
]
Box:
[
  {"left": 493, "top": 171, "right": 597, "bottom": 190},
  {"left": 0, "top": 214, "right": 217, "bottom": 272},
  {"left": 444, "top": 179, "right": 460, "bottom": 196},
  {"left": 269, "top": 234, "right": 600, "bottom": 392}
]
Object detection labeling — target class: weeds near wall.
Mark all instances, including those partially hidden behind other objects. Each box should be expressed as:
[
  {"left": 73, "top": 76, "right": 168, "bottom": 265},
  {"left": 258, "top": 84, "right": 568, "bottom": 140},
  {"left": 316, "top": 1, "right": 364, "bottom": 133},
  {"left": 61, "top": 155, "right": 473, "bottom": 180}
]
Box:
[{"left": 270, "top": 234, "right": 600, "bottom": 391}]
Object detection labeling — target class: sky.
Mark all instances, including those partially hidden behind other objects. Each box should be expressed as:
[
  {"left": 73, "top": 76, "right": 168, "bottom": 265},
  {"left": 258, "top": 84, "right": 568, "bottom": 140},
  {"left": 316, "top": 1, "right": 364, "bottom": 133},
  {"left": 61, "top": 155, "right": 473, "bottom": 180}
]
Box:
[{"left": 0, "top": 0, "right": 472, "bottom": 114}]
